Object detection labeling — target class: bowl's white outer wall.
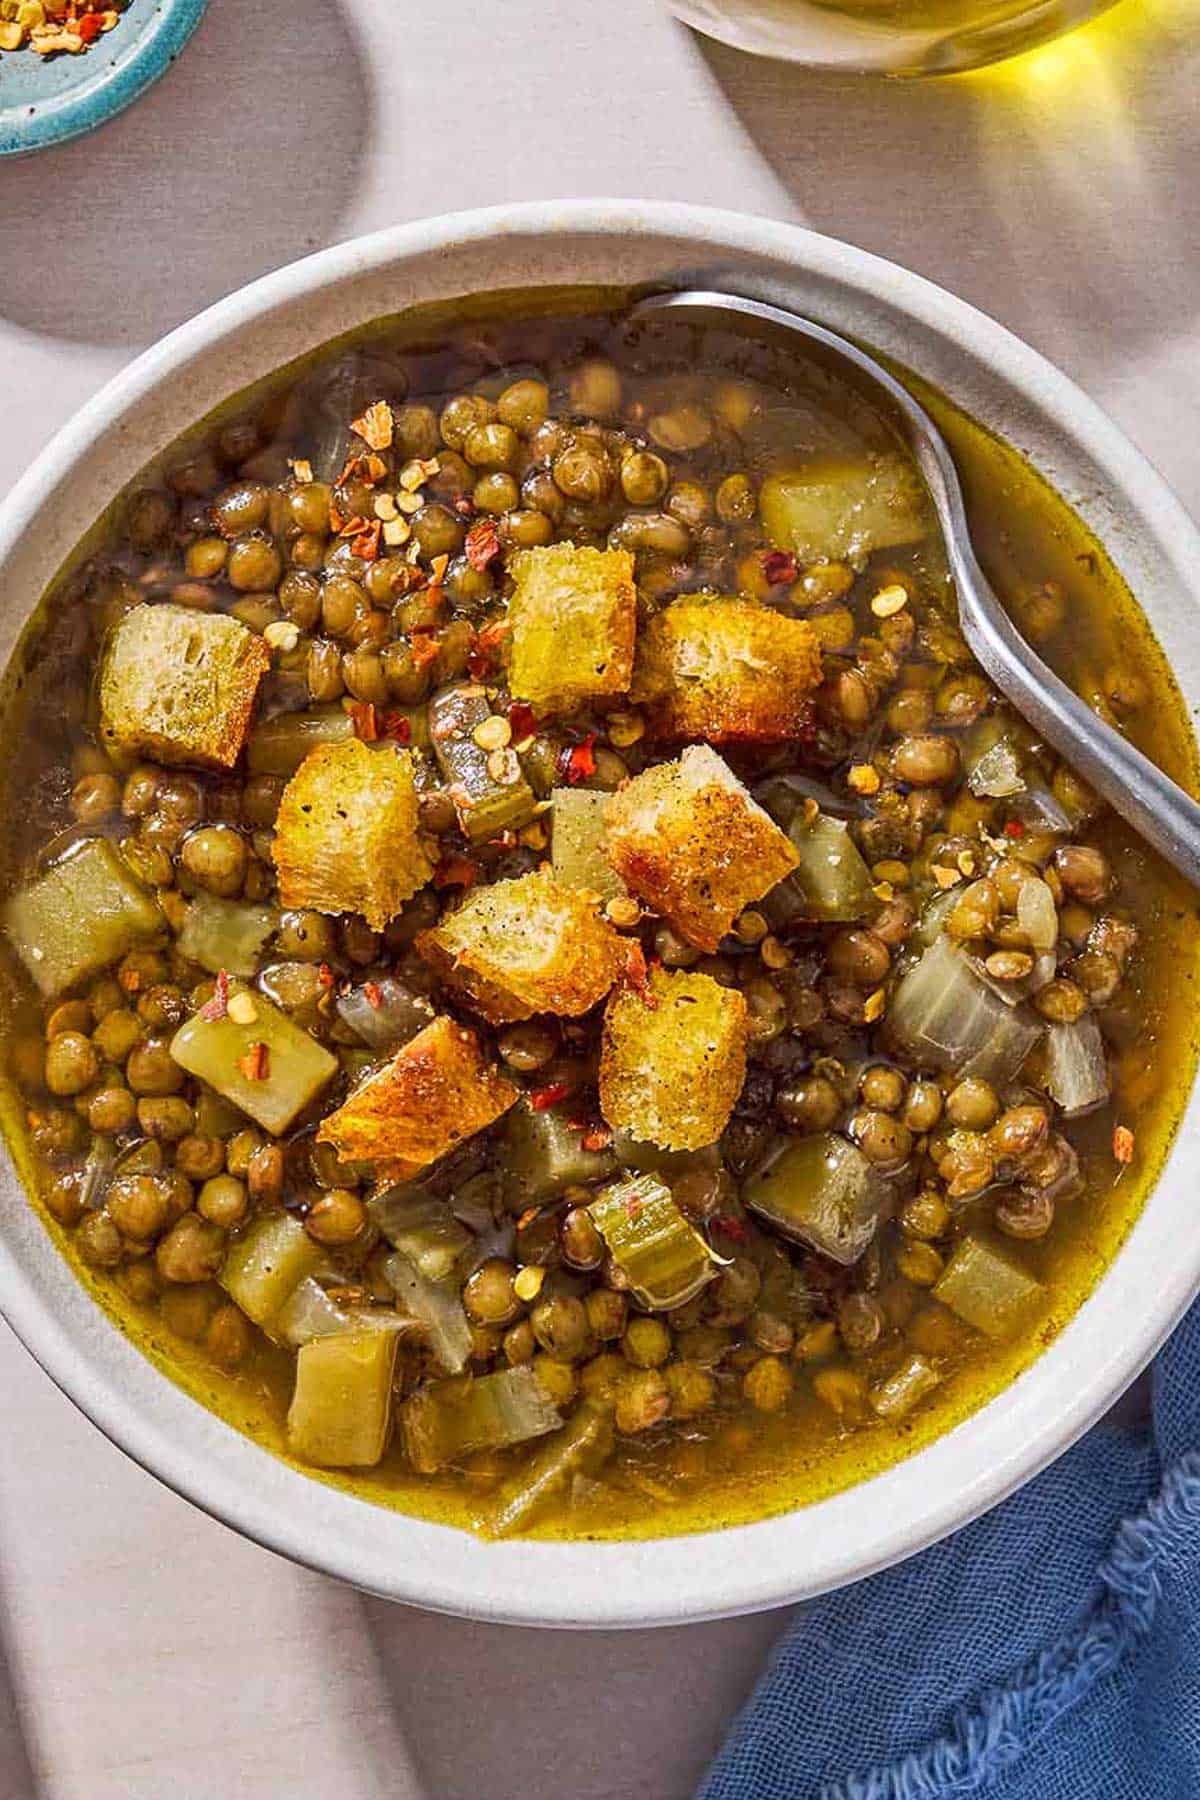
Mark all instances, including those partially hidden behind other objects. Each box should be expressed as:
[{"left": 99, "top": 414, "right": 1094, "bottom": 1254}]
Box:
[{"left": 1, "top": 203, "right": 1198, "bottom": 1628}]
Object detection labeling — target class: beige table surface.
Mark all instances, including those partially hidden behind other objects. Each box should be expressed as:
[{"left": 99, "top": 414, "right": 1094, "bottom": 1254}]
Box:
[{"left": 1, "top": 1, "right": 1198, "bottom": 1794}]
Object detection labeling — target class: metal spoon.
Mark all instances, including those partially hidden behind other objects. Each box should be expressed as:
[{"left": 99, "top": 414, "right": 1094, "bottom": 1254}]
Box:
[{"left": 630, "top": 289, "right": 1200, "bottom": 888}]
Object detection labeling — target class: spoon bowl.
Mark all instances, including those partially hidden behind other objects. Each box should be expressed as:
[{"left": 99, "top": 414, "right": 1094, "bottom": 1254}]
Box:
[{"left": 632, "top": 289, "right": 1200, "bottom": 889}]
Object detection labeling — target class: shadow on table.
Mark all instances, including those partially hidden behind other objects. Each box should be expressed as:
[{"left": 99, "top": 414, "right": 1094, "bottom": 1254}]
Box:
[
  {"left": 0, "top": 0, "right": 368, "bottom": 347},
  {"left": 359, "top": 1595, "right": 790, "bottom": 1800},
  {"left": 690, "top": 0, "right": 1200, "bottom": 374},
  {"left": 0, "top": 1588, "right": 40, "bottom": 1800}
]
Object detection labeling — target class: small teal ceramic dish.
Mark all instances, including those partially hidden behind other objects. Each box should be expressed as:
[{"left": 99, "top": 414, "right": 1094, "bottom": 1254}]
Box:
[{"left": 0, "top": 0, "right": 207, "bottom": 156}]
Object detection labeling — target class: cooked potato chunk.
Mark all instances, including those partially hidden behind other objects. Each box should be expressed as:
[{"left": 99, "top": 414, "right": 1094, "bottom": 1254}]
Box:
[
  {"left": 600, "top": 967, "right": 748, "bottom": 1150},
  {"left": 3, "top": 838, "right": 163, "bottom": 998},
  {"left": 416, "top": 867, "right": 626, "bottom": 1025},
  {"left": 272, "top": 738, "right": 432, "bottom": 930},
  {"left": 507, "top": 543, "right": 636, "bottom": 712},
  {"left": 632, "top": 597, "right": 822, "bottom": 742},
  {"left": 604, "top": 745, "right": 799, "bottom": 951},
  {"left": 99, "top": 603, "right": 270, "bottom": 770},
  {"left": 759, "top": 453, "right": 926, "bottom": 568},
  {"left": 317, "top": 1015, "right": 519, "bottom": 1176},
  {"left": 287, "top": 1330, "right": 398, "bottom": 1468}
]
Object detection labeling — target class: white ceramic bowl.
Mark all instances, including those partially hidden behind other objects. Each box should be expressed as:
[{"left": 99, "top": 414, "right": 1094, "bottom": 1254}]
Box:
[{"left": 1, "top": 202, "right": 1198, "bottom": 1628}]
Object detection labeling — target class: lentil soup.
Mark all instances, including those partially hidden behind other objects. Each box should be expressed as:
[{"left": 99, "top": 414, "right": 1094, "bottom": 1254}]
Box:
[{"left": 1, "top": 294, "right": 1196, "bottom": 1540}]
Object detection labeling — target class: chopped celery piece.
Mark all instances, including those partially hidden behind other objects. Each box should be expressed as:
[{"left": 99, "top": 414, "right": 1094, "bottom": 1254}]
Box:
[
  {"left": 219, "top": 1212, "right": 327, "bottom": 1331},
  {"left": 429, "top": 683, "right": 538, "bottom": 841},
  {"left": 246, "top": 708, "right": 354, "bottom": 775},
  {"left": 483, "top": 1401, "right": 615, "bottom": 1537},
  {"left": 504, "top": 1099, "right": 617, "bottom": 1206},
  {"left": 869, "top": 1353, "right": 941, "bottom": 1420},
  {"left": 170, "top": 986, "right": 337, "bottom": 1135},
  {"left": 193, "top": 1086, "right": 249, "bottom": 1139},
  {"left": 914, "top": 886, "right": 961, "bottom": 947},
  {"left": 934, "top": 1234, "right": 1044, "bottom": 1340},
  {"left": 888, "top": 937, "right": 1042, "bottom": 1085},
  {"left": 3, "top": 838, "right": 163, "bottom": 997},
  {"left": 368, "top": 1184, "right": 471, "bottom": 1281},
  {"left": 776, "top": 813, "right": 875, "bottom": 924},
  {"left": 742, "top": 1133, "right": 890, "bottom": 1266},
  {"left": 587, "top": 1174, "right": 720, "bottom": 1311},
  {"left": 550, "top": 787, "right": 625, "bottom": 901},
  {"left": 384, "top": 1251, "right": 472, "bottom": 1373},
  {"left": 287, "top": 1329, "right": 398, "bottom": 1468},
  {"left": 336, "top": 976, "right": 434, "bottom": 1052},
  {"left": 276, "top": 1278, "right": 409, "bottom": 1348},
  {"left": 760, "top": 454, "right": 926, "bottom": 567},
  {"left": 609, "top": 1130, "right": 706, "bottom": 1181},
  {"left": 401, "top": 1366, "right": 561, "bottom": 1474},
  {"left": 178, "top": 891, "right": 277, "bottom": 978},
  {"left": 1043, "top": 1015, "right": 1110, "bottom": 1117}
]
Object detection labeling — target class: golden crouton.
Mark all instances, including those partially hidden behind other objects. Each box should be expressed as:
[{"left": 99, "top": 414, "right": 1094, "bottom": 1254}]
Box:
[
  {"left": 416, "top": 866, "right": 626, "bottom": 1025},
  {"left": 272, "top": 738, "right": 432, "bottom": 931},
  {"left": 599, "top": 967, "right": 748, "bottom": 1151},
  {"left": 632, "top": 597, "right": 822, "bottom": 742},
  {"left": 317, "top": 1015, "right": 518, "bottom": 1175},
  {"left": 507, "top": 543, "right": 636, "bottom": 713},
  {"left": 604, "top": 745, "right": 799, "bottom": 952},
  {"left": 99, "top": 603, "right": 270, "bottom": 770}
]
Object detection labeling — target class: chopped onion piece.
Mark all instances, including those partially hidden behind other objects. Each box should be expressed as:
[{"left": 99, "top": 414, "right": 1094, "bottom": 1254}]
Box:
[
  {"left": 384, "top": 1252, "right": 473, "bottom": 1374},
  {"left": 1043, "top": 1014, "right": 1110, "bottom": 1117},
  {"left": 753, "top": 771, "right": 860, "bottom": 825},
  {"left": 888, "top": 936, "right": 1042, "bottom": 1085},
  {"left": 336, "top": 977, "right": 435, "bottom": 1052},
  {"left": 971, "top": 948, "right": 1057, "bottom": 1006},
  {"left": 742, "top": 1133, "right": 891, "bottom": 1266},
  {"left": 1016, "top": 876, "right": 1059, "bottom": 953},
  {"left": 276, "top": 1277, "right": 412, "bottom": 1348},
  {"left": 368, "top": 1183, "right": 471, "bottom": 1281},
  {"left": 483, "top": 1402, "right": 615, "bottom": 1538},
  {"left": 1009, "top": 782, "right": 1073, "bottom": 834},
  {"left": 401, "top": 1366, "right": 562, "bottom": 1474},
  {"left": 80, "top": 1134, "right": 116, "bottom": 1211},
  {"left": 968, "top": 738, "right": 1025, "bottom": 799}
]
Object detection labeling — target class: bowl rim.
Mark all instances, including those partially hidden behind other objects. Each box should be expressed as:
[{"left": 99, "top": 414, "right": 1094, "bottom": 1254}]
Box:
[
  {"left": 0, "top": 0, "right": 208, "bottom": 158},
  {"left": 1, "top": 199, "right": 1198, "bottom": 1627}
]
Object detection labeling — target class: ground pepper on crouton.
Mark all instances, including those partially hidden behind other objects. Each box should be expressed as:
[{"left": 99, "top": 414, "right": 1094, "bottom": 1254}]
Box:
[
  {"left": 632, "top": 597, "right": 822, "bottom": 742},
  {"left": 600, "top": 967, "right": 749, "bottom": 1150}
]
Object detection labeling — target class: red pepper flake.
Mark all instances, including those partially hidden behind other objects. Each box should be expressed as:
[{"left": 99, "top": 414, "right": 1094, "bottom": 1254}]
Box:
[
  {"left": 118, "top": 966, "right": 143, "bottom": 995},
  {"left": 433, "top": 854, "right": 479, "bottom": 890},
  {"left": 362, "top": 981, "right": 384, "bottom": 1010},
  {"left": 580, "top": 1123, "right": 612, "bottom": 1153},
  {"left": 381, "top": 710, "right": 412, "bottom": 744},
  {"left": 465, "top": 517, "right": 503, "bottom": 573},
  {"left": 1003, "top": 819, "right": 1026, "bottom": 838},
  {"left": 238, "top": 1042, "right": 270, "bottom": 1083},
  {"left": 328, "top": 502, "right": 346, "bottom": 534},
  {"left": 410, "top": 632, "right": 441, "bottom": 671},
  {"left": 317, "top": 963, "right": 335, "bottom": 989},
  {"left": 77, "top": 11, "right": 103, "bottom": 41},
  {"left": 507, "top": 701, "right": 537, "bottom": 741},
  {"left": 558, "top": 732, "right": 597, "bottom": 786},
  {"left": 529, "top": 1080, "right": 572, "bottom": 1112},
  {"left": 759, "top": 549, "right": 799, "bottom": 587},
  {"left": 199, "top": 969, "right": 230, "bottom": 1022},
  {"left": 453, "top": 495, "right": 476, "bottom": 519},
  {"left": 621, "top": 940, "right": 658, "bottom": 1006},
  {"left": 467, "top": 617, "right": 511, "bottom": 680},
  {"left": 1113, "top": 1124, "right": 1135, "bottom": 1165},
  {"left": 625, "top": 1194, "right": 643, "bottom": 1222},
  {"left": 349, "top": 520, "right": 382, "bottom": 562},
  {"left": 712, "top": 1213, "right": 750, "bottom": 1243},
  {"left": 350, "top": 700, "right": 378, "bottom": 742}
]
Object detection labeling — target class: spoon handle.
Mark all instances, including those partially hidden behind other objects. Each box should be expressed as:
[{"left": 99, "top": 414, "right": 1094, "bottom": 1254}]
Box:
[{"left": 949, "top": 536, "right": 1200, "bottom": 887}]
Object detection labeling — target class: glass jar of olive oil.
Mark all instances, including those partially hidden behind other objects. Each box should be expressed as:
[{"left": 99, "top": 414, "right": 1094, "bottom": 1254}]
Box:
[{"left": 668, "top": 0, "right": 1122, "bottom": 74}]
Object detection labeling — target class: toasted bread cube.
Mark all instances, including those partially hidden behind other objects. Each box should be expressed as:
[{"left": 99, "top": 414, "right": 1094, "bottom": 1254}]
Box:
[
  {"left": 600, "top": 967, "right": 748, "bottom": 1151},
  {"left": 632, "top": 597, "right": 822, "bottom": 743},
  {"left": 272, "top": 738, "right": 432, "bottom": 931},
  {"left": 507, "top": 543, "right": 636, "bottom": 712},
  {"left": 317, "top": 1015, "right": 518, "bottom": 1175},
  {"left": 416, "top": 867, "right": 626, "bottom": 1025},
  {"left": 99, "top": 603, "right": 270, "bottom": 770},
  {"left": 604, "top": 745, "right": 799, "bottom": 952}
]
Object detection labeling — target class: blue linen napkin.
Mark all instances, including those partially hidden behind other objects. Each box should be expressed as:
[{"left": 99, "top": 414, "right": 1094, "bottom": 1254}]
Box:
[{"left": 699, "top": 1297, "right": 1200, "bottom": 1799}]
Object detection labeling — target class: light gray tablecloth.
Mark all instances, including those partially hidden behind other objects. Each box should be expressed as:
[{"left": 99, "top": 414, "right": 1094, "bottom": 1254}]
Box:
[{"left": 1, "top": 1, "right": 1197, "bottom": 1793}]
